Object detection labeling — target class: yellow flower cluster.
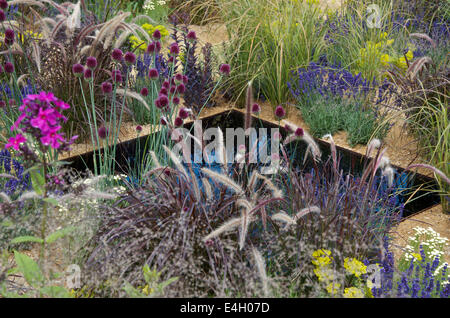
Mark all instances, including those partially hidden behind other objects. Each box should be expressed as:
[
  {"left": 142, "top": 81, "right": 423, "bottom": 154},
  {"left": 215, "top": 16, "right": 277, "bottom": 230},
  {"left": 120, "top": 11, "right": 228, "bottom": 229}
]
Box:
[
  {"left": 343, "top": 257, "right": 367, "bottom": 278},
  {"left": 129, "top": 24, "right": 169, "bottom": 52},
  {"left": 312, "top": 249, "right": 333, "bottom": 267},
  {"left": 343, "top": 287, "right": 365, "bottom": 298},
  {"left": 357, "top": 32, "right": 413, "bottom": 75}
]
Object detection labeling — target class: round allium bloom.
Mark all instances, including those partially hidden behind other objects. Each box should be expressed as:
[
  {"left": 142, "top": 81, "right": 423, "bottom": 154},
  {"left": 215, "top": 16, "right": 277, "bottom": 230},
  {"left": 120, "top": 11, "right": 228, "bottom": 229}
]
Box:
[
  {"left": 167, "top": 56, "right": 175, "bottom": 64},
  {"left": 0, "top": 10, "right": 5, "bottom": 23},
  {"left": 158, "top": 95, "right": 169, "bottom": 108},
  {"left": 111, "top": 70, "right": 123, "bottom": 83},
  {"left": 155, "top": 41, "right": 161, "bottom": 52},
  {"left": 4, "top": 28, "right": 14, "bottom": 40},
  {"left": 124, "top": 51, "right": 136, "bottom": 65},
  {"left": 251, "top": 103, "right": 261, "bottom": 114},
  {"left": 148, "top": 68, "right": 159, "bottom": 80},
  {"left": 146, "top": 42, "right": 155, "bottom": 54},
  {"left": 0, "top": 0, "right": 7, "bottom": 10},
  {"left": 187, "top": 30, "right": 197, "bottom": 42},
  {"left": 152, "top": 29, "right": 161, "bottom": 40},
  {"left": 162, "top": 80, "right": 170, "bottom": 89},
  {"left": 219, "top": 63, "right": 231, "bottom": 75},
  {"left": 159, "top": 87, "right": 168, "bottom": 96},
  {"left": 172, "top": 96, "right": 180, "bottom": 105},
  {"left": 4, "top": 28, "right": 14, "bottom": 45},
  {"left": 86, "top": 56, "right": 97, "bottom": 69},
  {"left": 111, "top": 48, "right": 123, "bottom": 61},
  {"left": 169, "top": 43, "right": 179, "bottom": 55},
  {"left": 83, "top": 68, "right": 93, "bottom": 80},
  {"left": 169, "top": 85, "right": 176, "bottom": 95},
  {"left": 0, "top": 100, "right": 5, "bottom": 108},
  {"left": 160, "top": 117, "right": 168, "bottom": 126},
  {"left": 101, "top": 81, "right": 113, "bottom": 94},
  {"left": 274, "top": 105, "right": 286, "bottom": 119},
  {"left": 72, "top": 63, "right": 84, "bottom": 77},
  {"left": 295, "top": 127, "right": 304, "bottom": 137},
  {"left": 176, "top": 83, "right": 186, "bottom": 94},
  {"left": 98, "top": 126, "right": 108, "bottom": 139},
  {"left": 182, "top": 75, "right": 188, "bottom": 84},
  {"left": 174, "top": 73, "right": 183, "bottom": 84},
  {"left": 174, "top": 117, "right": 183, "bottom": 127},
  {"left": 136, "top": 125, "right": 142, "bottom": 133},
  {"left": 140, "top": 87, "right": 149, "bottom": 97},
  {"left": 4, "top": 61, "right": 14, "bottom": 74},
  {"left": 179, "top": 108, "right": 189, "bottom": 119}
]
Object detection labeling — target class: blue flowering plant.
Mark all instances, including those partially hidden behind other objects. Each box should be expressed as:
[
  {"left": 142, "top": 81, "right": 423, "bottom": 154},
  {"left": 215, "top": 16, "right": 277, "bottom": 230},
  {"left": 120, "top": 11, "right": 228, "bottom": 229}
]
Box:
[
  {"left": 288, "top": 60, "right": 393, "bottom": 146},
  {"left": 371, "top": 238, "right": 449, "bottom": 298}
]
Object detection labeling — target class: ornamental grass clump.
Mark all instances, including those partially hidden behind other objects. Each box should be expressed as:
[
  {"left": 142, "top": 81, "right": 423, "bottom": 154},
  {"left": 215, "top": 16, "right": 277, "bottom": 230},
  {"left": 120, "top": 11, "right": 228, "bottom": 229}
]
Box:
[
  {"left": 216, "top": 0, "right": 329, "bottom": 106},
  {"left": 2, "top": 0, "right": 159, "bottom": 139}
]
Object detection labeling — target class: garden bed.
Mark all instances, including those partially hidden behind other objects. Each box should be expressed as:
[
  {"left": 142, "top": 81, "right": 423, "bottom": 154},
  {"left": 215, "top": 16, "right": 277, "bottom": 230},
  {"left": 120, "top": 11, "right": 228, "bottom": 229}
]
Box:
[{"left": 64, "top": 109, "right": 441, "bottom": 219}]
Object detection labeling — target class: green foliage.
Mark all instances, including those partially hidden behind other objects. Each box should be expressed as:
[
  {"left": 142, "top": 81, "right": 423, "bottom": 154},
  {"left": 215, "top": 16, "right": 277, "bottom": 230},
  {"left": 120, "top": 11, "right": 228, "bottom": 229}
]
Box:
[
  {"left": 123, "top": 265, "right": 178, "bottom": 297},
  {"left": 298, "top": 96, "right": 390, "bottom": 146},
  {"left": 219, "top": 0, "right": 329, "bottom": 106}
]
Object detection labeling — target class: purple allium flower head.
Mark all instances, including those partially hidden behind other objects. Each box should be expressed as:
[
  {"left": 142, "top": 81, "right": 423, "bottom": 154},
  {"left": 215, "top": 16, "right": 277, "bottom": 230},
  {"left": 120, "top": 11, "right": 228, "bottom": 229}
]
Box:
[
  {"left": 158, "top": 95, "right": 169, "bottom": 108},
  {"left": 162, "top": 80, "right": 170, "bottom": 89},
  {"left": 274, "top": 105, "right": 286, "bottom": 119},
  {"left": 0, "top": 100, "right": 5, "bottom": 108},
  {"left": 295, "top": 127, "right": 304, "bottom": 137},
  {"left": 0, "top": 0, "right": 7, "bottom": 10},
  {"left": 111, "top": 48, "right": 123, "bottom": 61},
  {"left": 251, "top": 103, "right": 261, "bottom": 114},
  {"left": 101, "top": 81, "right": 113, "bottom": 94},
  {"left": 174, "top": 117, "right": 183, "bottom": 127},
  {"left": 155, "top": 41, "right": 161, "bottom": 52},
  {"left": 136, "top": 125, "right": 142, "bottom": 133},
  {"left": 182, "top": 75, "right": 188, "bottom": 84},
  {"left": 219, "top": 63, "right": 231, "bottom": 75},
  {"left": 0, "top": 10, "right": 5, "bottom": 23},
  {"left": 140, "top": 87, "right": 149, "bottom": 97},
  {"left": 160, "top": 117, "right": 167, "bottom": 125},
  {"left": 159, "top": 87, "right": 168, "bottom": 96},
  {"left": 72, "top": 63, "right": 84, "bottom": 77},
  {"left": 98, "top": 126, "right": 108, "bottom": 139},
  {"left": 124, "top": 51, "right": 136, "bottom": 66},
  {"left": 176, "top": 83, "right": 186, "bottom": 94},
  {"left": 179, "top": 108, "right": 189, "bottom": 119},
  {"left": 148, "top": 68, "right": 159, "bottom": 80},
  {"left": 187, "top": 30, "right": 197, "bottom": 42},
  {"left": 152, "top": 29, "right": 161, "bottom": 40},
  {"left": 86, "top": 56, "right": 98, "bottom": 69},
  {"left": 111, "top": 70, "right": 123, "bottom": 83},
  {"left": 83, "top": 68, "right": 93, "bottom": 80},
  {"left": 169, "top": 85, "right": 176, "bottom": 94},
  {"left": 155, "top": 98, "right": 161, "bottom": 109},
  {"left": 4, "top": 28, "right": 14, "bottom": 43},
  {"left": 174, "top": 73, "right": 183, "bottom": 83},
  {"left": 168, "top": 56, "right": 175, "bottom": 64},
  {"left": 172, "top": 96, "right": 180, "bottom": 105},
  {"left": 146, "top": 42, "right": 155, "bottom": 54},
  {"left": 169, "top": 43, "right": 179, "bottom": 55},
  {"left": 4, "top": 62, "right": 14, "bottom": 74}
]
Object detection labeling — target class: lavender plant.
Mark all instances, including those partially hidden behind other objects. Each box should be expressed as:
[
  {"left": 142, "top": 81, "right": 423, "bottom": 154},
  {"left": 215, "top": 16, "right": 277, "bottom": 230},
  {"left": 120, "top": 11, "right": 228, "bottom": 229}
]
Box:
[{"left": 288, "top": 61, "right": 393, "bottom": 145}]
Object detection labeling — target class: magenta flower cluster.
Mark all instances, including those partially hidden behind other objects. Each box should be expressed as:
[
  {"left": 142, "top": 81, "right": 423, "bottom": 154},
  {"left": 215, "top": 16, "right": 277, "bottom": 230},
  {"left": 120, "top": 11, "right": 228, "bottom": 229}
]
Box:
[{"left": 7, "top": 92, "right": 77, "bottom": 151}]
